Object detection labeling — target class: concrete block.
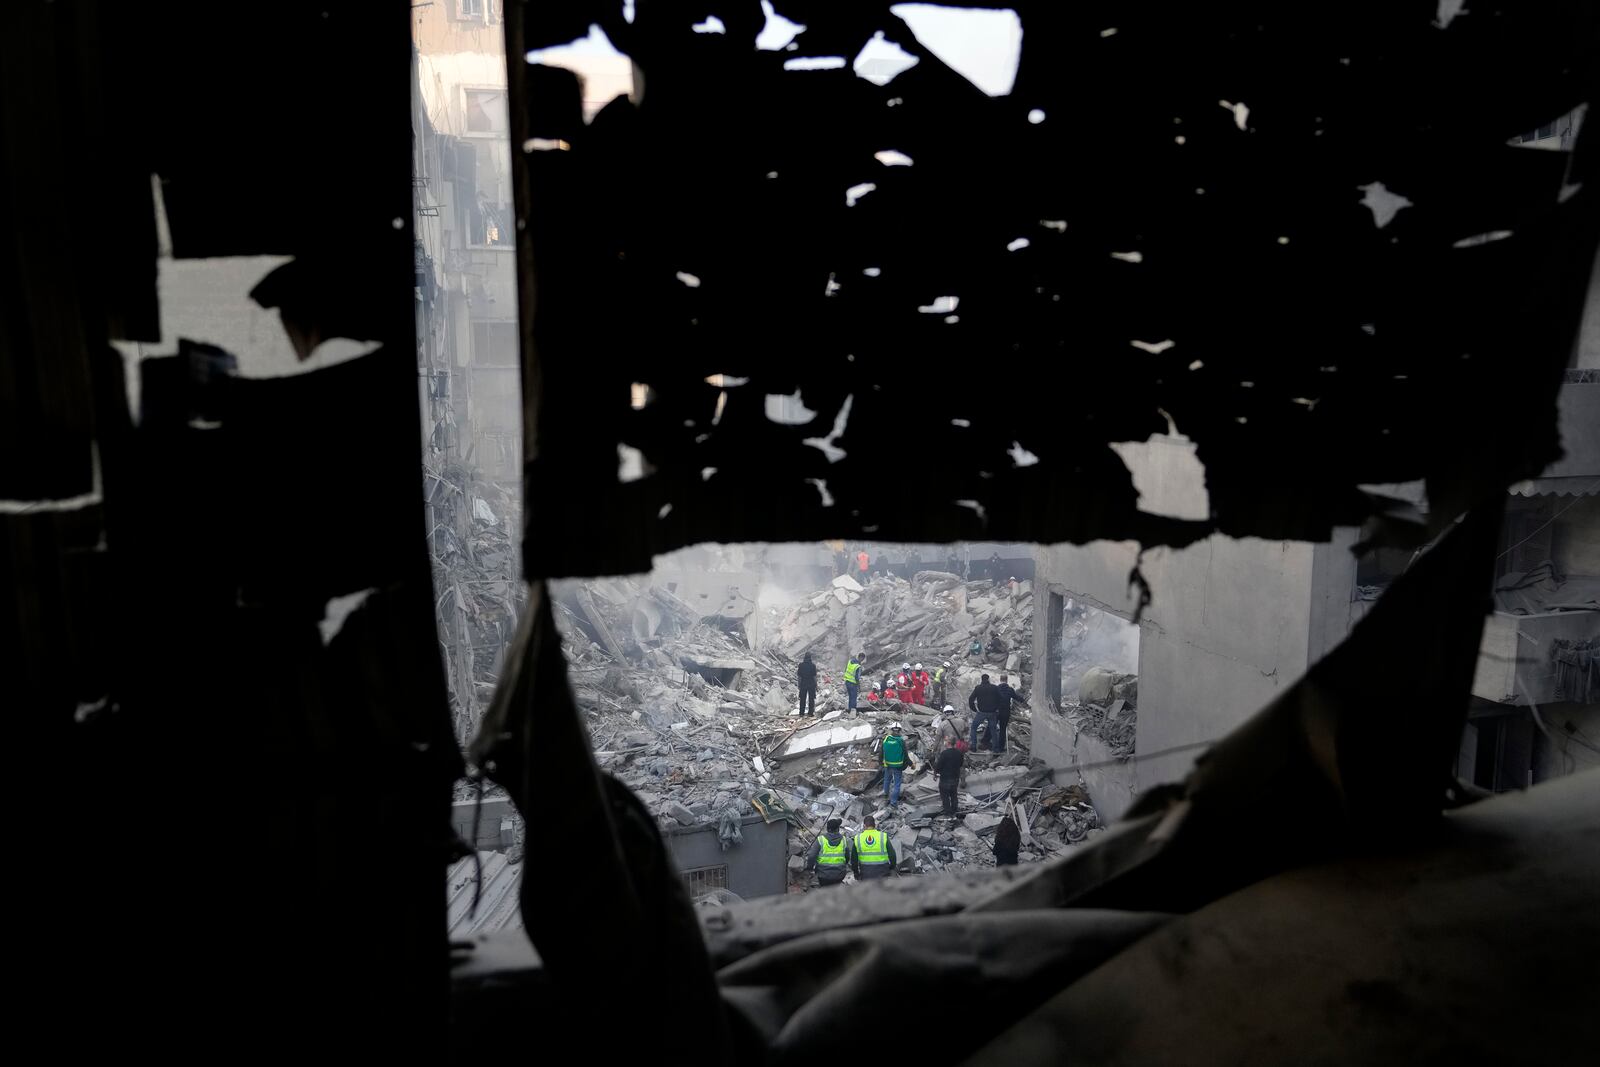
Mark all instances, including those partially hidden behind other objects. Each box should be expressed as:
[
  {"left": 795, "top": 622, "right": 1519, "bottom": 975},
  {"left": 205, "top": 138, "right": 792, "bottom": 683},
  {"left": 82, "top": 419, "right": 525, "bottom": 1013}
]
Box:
[
  {"left": 963, "top": 812, "right": 1003, "bottom": 835},
  {"left": 779, "top": 720, "right": 875, "bottom": 758},
  {"left": 1079, "top": 667, "right": 1117, "bottom": 704},
  {"left": 667, "top": 801, "right": 699, "bottom": 826},
  {"left": 962, "top": 766, "right": 1027, "bottom": 795}
]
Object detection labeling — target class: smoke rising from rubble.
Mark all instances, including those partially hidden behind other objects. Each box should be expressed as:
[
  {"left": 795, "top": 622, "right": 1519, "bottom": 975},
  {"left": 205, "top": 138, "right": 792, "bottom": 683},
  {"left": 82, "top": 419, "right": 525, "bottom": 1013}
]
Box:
[{"left": 1060, "top": 604, "right": 1139, "bottom": 696}]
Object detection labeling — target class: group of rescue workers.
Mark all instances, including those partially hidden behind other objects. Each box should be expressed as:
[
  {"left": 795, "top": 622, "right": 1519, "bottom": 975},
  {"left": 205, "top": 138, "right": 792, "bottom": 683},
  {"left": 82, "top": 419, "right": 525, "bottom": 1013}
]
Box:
[
  {"left": 799, "top": 651, "right": 1031, "bottom": 886},
  {"left": 801, "top": 814, "right": 897, "bottom": 886}
]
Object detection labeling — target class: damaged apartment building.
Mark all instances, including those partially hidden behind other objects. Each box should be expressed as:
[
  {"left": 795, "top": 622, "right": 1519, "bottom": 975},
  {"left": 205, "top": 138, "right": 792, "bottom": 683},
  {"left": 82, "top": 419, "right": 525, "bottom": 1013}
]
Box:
[
  {"left": 1030, "top": 336, "right": 1600, "bottom": 822},
  {"left": 6, "top": 2, "right": 1600, "bottom": 1064}
]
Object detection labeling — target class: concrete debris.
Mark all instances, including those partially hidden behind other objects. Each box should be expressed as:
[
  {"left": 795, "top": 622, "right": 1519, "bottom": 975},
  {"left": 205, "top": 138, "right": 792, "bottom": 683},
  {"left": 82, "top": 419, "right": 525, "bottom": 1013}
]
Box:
[
  {"left": 963, "top": 812, "right": 1003, "bottom": 835},
  {"left": 780, "top": 720, "right": 875, "bottom": 757},
  {"left": 1062, "top": 683, "right": 1138, "bottom": 758},
  {"left": 550, "top": 560, "right": 1096, "bottom": 889},
  {"left": 430, "top": 477, "right": 527, "bottom": 756}
]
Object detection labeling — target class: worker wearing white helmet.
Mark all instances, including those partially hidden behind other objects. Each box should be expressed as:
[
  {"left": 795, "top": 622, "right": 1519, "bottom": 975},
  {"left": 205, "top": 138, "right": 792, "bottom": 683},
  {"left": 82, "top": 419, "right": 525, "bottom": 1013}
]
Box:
[
  {"left": 937, "top": 704, "right": 970, "bottom": 752},
  {"left": 912, "top": 662, "right": 931, "bottom": 705}
]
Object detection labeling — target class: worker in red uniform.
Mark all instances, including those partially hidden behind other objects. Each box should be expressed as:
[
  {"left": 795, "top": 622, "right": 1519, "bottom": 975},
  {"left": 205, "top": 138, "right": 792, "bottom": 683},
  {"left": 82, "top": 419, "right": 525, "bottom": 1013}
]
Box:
[
  {"left": 896, "top": 662, "right": 915, "bottom": 703},
  {"left": 866, "top": 682, "right": 885, "bottom": 704},
  {"left": 910, "top": 662, "right": 927, "bottom": 706},
  {"left": 856, "top": 550, "right": 870, "bottom": 576}
]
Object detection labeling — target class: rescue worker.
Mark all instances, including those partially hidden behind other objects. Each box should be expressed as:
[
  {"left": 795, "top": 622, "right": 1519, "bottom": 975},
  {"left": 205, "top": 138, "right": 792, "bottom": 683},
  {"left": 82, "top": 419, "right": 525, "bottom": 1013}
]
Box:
[
  {"left": 896, "top": 662, "right": 915, "bottom": 703},
  {"left": 843, "top": 652, "right": 863, "bottom": 711},
  {"left": 797, "top": 652, "right": 818, "bottom": 716},
  {"left": 968, "top": 673, "right": 1003, "bottom": 752},
  {"left": 933, "top": 736, "right": 964, "bottom": 817},
  {"left": 852, "top": 815, "right": 896, "bottom": 880},
  {"left": 931, "top": 661, "right": 951, "bottom": 707},
  {"left": 878, "top": 721, "right": 914, "bottom": 807},
  {"left": 866, "top": 682, "right": 884, "bottom": 704},
  {"left": 857, "top": 549, "right": 870, "bottom": 577},
  {"left": 939, "top": 704, "right": 971, "bottom": 753},
  {"left": 910, "top": 662, "right": 927, "bottom": 706},
  {"left": 995, "top": 674, "right": 1030, "bottom": 752},
  {"left": 805, "top": 817, "right": 851, "bottom": 887}
]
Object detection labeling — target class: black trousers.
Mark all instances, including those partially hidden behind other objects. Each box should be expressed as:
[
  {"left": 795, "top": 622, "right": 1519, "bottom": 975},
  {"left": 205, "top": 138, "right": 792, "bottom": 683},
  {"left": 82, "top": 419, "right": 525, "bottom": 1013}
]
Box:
[
  {"left": 799, "top": 686, "right": 817, "bottom": 715},
  {"left": 939, "top": 777, "right": 958, "bottom": 815}
]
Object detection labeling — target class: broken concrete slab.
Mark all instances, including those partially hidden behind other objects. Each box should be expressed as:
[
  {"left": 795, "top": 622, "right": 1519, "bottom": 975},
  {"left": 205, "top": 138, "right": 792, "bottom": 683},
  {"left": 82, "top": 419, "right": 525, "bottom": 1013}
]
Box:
[
  {"left": 779, "top": 720, "right": 875, "bottom": 758},
  {"left": 832, "top": 767, "right": 883, "bottom": 794},
  {"left": 575, "top": 586, "right": 628, "bottom": 661},
  {"left": 686, "top": 655, "right": 756, "bottom": 672},
  {"left": 668, "top": 801, "right": 699, "bottom": 826},
  {"left": 830, "top": 574, "right": 864, "bottom": 593},
  {"left": 963, "top": 812, "right": 1003, "bottom": 835},
  {"left": 962, "top": 766, "right": 1028, "bottom": 795}
]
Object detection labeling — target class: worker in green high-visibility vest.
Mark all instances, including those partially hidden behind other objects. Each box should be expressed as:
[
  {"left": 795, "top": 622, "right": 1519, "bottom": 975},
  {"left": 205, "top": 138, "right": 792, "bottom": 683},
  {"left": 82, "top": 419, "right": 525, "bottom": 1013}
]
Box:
[
  {"left": 843, "top": 652, "right": 863, "bottom": 711},
  {"left": 877, "top": 722, "right": 916, "bottom": 808},
  {"left": 805, "top": 817, "right": 851, "bottom": 888},
  {"left": 850, "top": 815, "right": 897, "bottom": 881}
]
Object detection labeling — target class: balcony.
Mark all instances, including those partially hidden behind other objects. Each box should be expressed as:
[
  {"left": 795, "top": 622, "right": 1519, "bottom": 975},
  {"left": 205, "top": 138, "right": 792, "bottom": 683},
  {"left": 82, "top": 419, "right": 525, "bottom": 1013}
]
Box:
[{"left": 1473, "top": 609, "right": 1600, "bottom": 705}]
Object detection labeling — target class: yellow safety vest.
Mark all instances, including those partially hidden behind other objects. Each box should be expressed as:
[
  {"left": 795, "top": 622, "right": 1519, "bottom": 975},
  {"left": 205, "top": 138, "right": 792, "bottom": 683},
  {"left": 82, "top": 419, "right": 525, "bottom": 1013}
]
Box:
[
  {"left": 855, "top": 830, "right": 889, "bottom": 865},
  {"left": 843, "top": 660, "right": 861, "bottom": 684},
  {"left": 933, "top": 667, "right": 945, "bottom": 683},
  {"left": 817, "top": 835, "right": 847, "bottom": 866}
]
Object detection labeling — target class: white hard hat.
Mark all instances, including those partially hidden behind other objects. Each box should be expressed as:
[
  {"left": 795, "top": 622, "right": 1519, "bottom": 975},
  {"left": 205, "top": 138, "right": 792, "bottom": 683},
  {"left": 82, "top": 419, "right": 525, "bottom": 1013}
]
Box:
[
  {"left": 943, "top": 704, "right": 955, "bottom": 712},
  {"left": 914, "top": 662, "right": 923, "bottom": 670},
  {"left": 942, "top": 661, "right": 952, "bottom": 667},
  {"left": 890, "top": 721, "right": 902, "bottom": 731},
  {"left": 903, "top": 662, "right": 911, "bottom": 669}
]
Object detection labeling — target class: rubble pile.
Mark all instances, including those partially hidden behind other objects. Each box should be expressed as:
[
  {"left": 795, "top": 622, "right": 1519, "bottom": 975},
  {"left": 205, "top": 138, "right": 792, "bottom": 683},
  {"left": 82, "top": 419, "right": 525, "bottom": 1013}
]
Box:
[
  {"left": 1061, "top": 667, "right": 1139, "bottom": 758},
  {"left": 772, "top": 571, "right": 1034, "bottom": 685},
  {"left": 549, "top": 564, "right": 1096, "bottom": 890},
  {"left": 426, "top": 470, "right": 527, "bottom": 750}
]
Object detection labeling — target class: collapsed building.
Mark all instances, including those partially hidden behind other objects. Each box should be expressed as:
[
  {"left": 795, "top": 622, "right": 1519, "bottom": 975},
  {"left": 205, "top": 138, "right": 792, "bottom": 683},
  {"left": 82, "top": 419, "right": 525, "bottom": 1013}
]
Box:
[
  {"left": 6, "top": 2, "right": 1600, "bottom": 1064},
  {"left": 547, "top": 562, "right": 1098, "bottom": 896}
]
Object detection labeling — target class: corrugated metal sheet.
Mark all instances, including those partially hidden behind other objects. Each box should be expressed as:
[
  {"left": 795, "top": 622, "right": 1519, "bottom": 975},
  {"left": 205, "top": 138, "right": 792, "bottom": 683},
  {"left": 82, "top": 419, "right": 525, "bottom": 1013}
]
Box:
[
  {"left": 1509, "top": 476, "right": 1600, "bottom": 497},
  {"left": 447, "top": 852, "right": 523, "bottom": 938}
]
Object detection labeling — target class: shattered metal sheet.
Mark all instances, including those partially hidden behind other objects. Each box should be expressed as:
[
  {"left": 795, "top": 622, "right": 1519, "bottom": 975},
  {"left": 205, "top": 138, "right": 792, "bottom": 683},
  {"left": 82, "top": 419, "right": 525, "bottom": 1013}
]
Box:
[{"left": 511, "top": 1, "right": 1600, "bottom": 577}]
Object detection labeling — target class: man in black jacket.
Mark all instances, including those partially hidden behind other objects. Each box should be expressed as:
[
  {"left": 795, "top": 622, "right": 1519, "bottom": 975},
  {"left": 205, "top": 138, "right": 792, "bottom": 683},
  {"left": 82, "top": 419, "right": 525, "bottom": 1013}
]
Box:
[
  {"left": 968, "top": 673, "right": 1003, "bottom": 752},
  {"left": 933, "top": 737, "right": 964, "bottom": 816},
  {"left": 797, "top": 653, "right": 818, "bottom": 716},
  {"left": 994, "top": 674, "right": 1030, "bottom": 752},
  {"left": 993, "top": 814, "right": 1021, "bottom": 866},
  {"left": 804, "top": 817, "right": 851, "bottom": 886}
]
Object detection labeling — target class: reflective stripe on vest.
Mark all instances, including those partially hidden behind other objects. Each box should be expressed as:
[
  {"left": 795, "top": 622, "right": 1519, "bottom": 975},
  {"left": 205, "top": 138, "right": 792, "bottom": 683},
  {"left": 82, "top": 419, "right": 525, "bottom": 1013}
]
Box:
[
  {"left": 855, "top": 831, "right": 889, "bottom": 864},
  {"left": 843, "top": 660, "right": 861, "bottom": 684},
  {"left": 817, "top": 835, "right": 847, "bottom": 866}
]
